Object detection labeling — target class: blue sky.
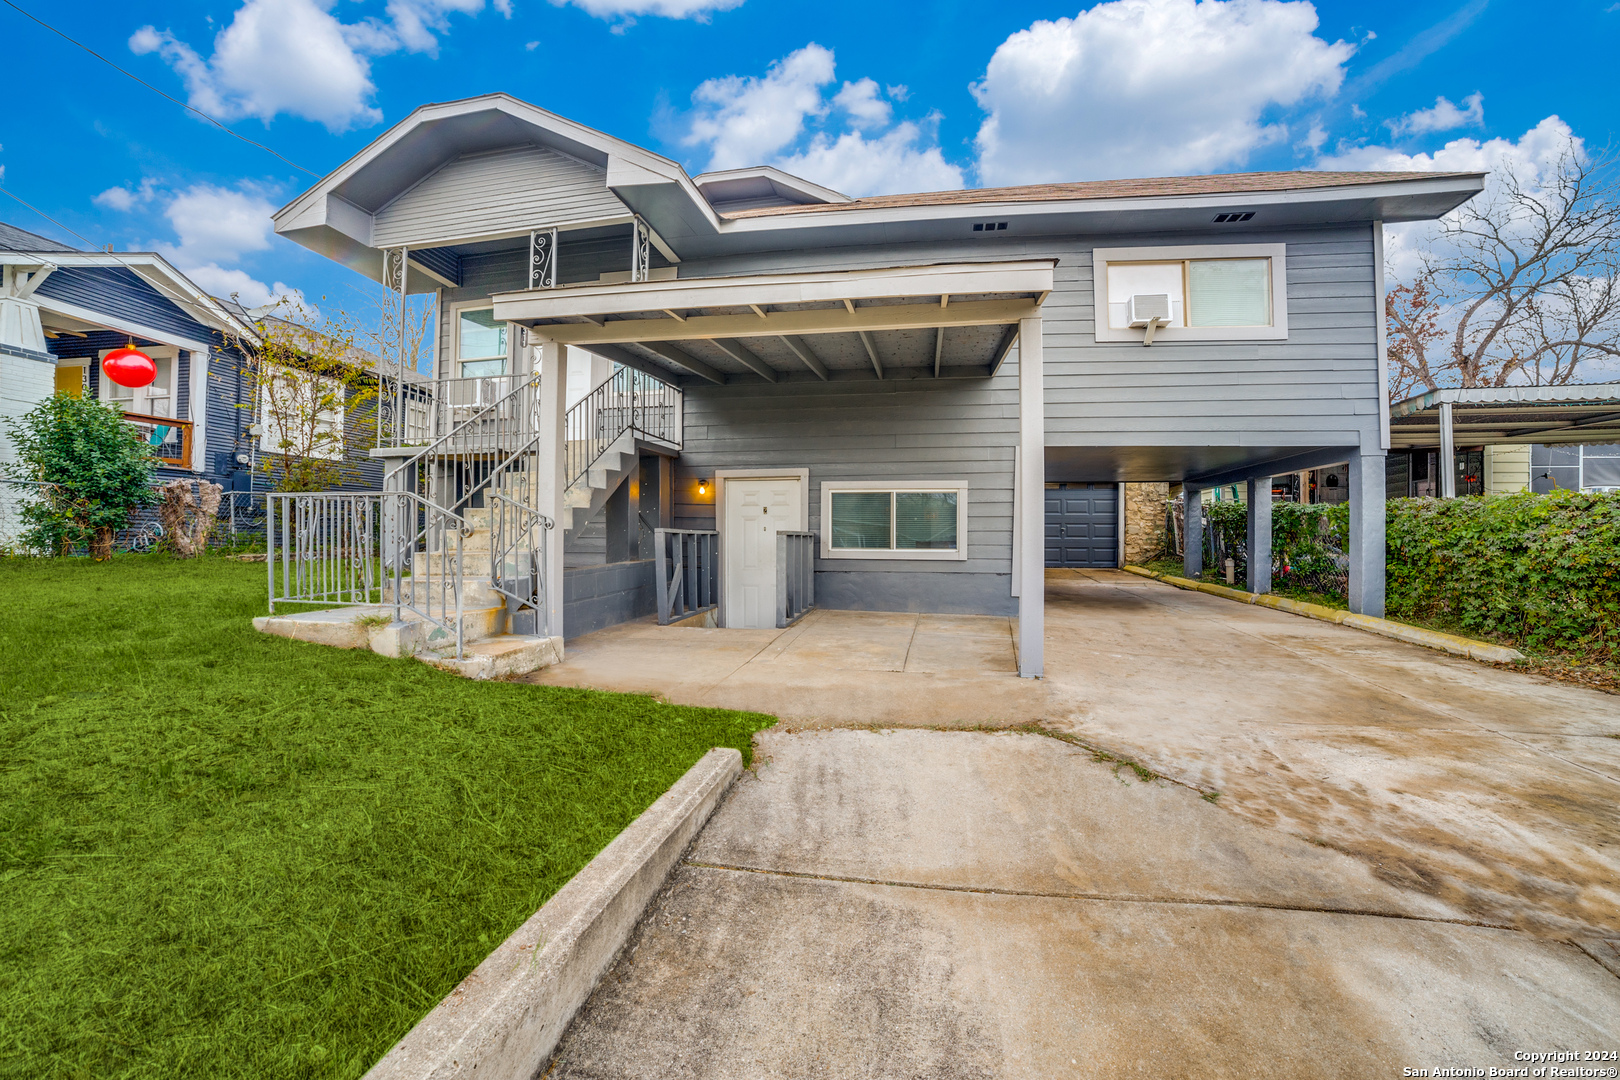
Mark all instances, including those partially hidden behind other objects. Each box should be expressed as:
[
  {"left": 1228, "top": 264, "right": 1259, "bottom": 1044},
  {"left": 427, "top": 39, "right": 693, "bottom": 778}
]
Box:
[{"left": 1, "top": 0, "right": 1616, "bottom": 317}]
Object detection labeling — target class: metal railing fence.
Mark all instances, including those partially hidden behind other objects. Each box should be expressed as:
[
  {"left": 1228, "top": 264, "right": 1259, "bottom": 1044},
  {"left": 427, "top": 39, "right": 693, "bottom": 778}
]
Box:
[
  {"left": 382, "top": 374, "right": 529, "bottom": 449},
  {"left": 566, "top": 367, "right": 681, "bottom": 492},
  {"left": 654, "top": 528, "right": 718, "bottom": 626},
  {"left": 775, "top": 531, "right": 817, "bottom": 628},
  {"left": 1, "top": 479, "right": 269, "bottom": 555},
  {"left": 267, "top": 490, "right": 468, "bottom": 658}
]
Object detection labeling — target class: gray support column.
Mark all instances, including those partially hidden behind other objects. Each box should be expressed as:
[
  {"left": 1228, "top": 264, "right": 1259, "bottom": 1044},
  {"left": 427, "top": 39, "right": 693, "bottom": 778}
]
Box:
[
  {"left": 1017, "top": 316, "right": 1045, "bottom": 679},
  {"left": 1439, "top": 401, "right": 1456, "bottom": 498},
  {"left": 536, "top": 338, "right": 567, "bottom": 644},
  {"left": 1183, "top": 487, "right": 1203, "bottom": 578},
  {"left": 1348, "top": 450, "right": 1387, "bottom": 616},
  {"left": 1246, "top": 476, "right": 1272, "bottom": 594}
]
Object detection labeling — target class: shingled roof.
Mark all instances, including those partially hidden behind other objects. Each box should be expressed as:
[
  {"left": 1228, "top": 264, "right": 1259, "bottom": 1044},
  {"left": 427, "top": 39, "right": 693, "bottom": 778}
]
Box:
[
  {"left": 0, "top": 221, "right": 80, "bottom": 253},
  {"left": 717, "top": 170, "right": 1484, "bottom": 220}
]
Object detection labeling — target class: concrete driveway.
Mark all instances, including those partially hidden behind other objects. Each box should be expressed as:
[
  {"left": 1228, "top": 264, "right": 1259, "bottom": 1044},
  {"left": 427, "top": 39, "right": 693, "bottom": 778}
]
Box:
[
  {"left": 532, "top": 569, "right": 1620, "bottom": 938},
  {"left": 548, "top": 729, "right": 1620, "bottom": 1078}
]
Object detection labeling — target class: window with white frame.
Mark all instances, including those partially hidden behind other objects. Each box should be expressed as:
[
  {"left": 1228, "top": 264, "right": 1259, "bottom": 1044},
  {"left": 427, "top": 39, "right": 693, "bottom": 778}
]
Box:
[
  {"left": 820, "top": 483, "right": 968, "bottom": 560},
  {"left": 258, "top": 367, "right": 345, "bottom": 461},
  {"left": 100, "top": 347, "right": 177, "bottom": 417},
  {"left": 457, "top": 307, "right": 508, "bottom": 378},
  {"left": 1093, "top": 244, "right": 1287, "bottom": 342}
]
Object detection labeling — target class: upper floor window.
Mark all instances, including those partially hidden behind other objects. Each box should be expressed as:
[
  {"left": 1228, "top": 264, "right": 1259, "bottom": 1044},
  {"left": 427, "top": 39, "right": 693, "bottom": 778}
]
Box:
[
  {"left": 1093, "top": 244, "right": 1287, "bottom": 343},
  {"left": 457, "top": 307, "right": 507, "bottom": 378}
]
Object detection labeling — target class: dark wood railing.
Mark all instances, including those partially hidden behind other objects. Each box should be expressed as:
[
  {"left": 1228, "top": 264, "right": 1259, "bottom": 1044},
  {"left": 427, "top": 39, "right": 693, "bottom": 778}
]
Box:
[{"left": 123, "top": 411, "right": 193, "bottom": 468}]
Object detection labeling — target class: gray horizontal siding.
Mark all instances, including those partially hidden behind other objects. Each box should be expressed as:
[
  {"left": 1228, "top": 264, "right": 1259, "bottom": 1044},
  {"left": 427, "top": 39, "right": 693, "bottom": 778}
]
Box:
[
  {"left": 674, "top": 378, "right": 1017, "bottom": 605},
  {"left": 375, "top": 146, "right": 626, "bottom": 247}
]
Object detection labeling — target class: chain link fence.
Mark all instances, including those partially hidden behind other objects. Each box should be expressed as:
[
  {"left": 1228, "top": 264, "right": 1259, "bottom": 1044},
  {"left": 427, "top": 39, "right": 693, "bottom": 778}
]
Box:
[{"left": 1, "top": 479, "right": 268, "bottom": 556}]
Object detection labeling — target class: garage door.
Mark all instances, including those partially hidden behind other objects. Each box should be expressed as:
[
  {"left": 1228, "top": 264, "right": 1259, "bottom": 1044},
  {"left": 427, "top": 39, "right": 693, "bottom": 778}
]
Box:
[{"left": 1045, "top": 483, "right": 1118, "bottom": 567}]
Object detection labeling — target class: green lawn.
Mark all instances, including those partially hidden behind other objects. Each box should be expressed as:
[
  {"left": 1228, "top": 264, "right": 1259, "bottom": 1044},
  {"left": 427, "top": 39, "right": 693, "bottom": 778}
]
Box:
[{"left": 0, "top": 555, "right": 773, "bottom": 1079}]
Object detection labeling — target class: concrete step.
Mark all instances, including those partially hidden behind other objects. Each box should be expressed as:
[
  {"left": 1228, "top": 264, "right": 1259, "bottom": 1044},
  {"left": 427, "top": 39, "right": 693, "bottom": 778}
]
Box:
[
  {"left": 253, "top": 602, "right": 510, "bottom": 655},
  {"left": 420, "top": 633, "right": 564, "bottom": 680}
]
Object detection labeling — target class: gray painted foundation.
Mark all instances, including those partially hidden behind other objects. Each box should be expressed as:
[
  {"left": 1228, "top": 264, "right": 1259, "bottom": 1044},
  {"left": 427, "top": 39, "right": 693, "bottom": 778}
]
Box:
[
  {"left": 565, "top": 560, "right": 657, "bottom": 638},
  {"left": 814, "top": 569, "right": 1017, "bottom": 617}
]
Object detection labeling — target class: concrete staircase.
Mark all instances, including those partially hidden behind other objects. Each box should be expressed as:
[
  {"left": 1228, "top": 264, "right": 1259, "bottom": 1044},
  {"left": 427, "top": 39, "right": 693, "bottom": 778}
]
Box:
[{"left": 562, "top": 430, "right": 640, "bottom": 546}]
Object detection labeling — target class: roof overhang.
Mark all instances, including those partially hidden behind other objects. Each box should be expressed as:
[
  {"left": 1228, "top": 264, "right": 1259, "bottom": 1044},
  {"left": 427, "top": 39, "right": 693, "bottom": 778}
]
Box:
[
  {"left": 1, "top": 251, "right": 255, "bottom": 341},
  {"left": 494, "top": 260, "right": 1054, "bottom": 386},
  {"left": 1389, "top": 383, "right": 1620, "bottom": 447}
]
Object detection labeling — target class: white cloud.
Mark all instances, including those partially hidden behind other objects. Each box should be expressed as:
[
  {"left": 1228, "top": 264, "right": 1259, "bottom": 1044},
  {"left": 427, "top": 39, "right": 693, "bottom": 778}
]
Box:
[
  {"left": 183, "top": 264, "right": 304, "bottom": 310},
  {"left": 832, "top": 78, "right": 892, "bottom": 130},
  {"left": 1386, "top": 92, "right": 1484, "bottom": 137},
  {"left": 972, "top": 0, "right": 1354, "bottom": 185},
  {"left": 682, "top": 45, "right": 965, "bottom": 196},
  {"left": 130, "top": 0, "right": 498, "bottom": 131},
  {"left": 775, "top": 122, "right": 965, "bottom": 197},
  {"left": 685, "top": 44, "right": 838, "bottom": 170},
  {"left": 1318, "top": 116, "right": 1583, "bottom": 282},
  {"left": 93, "top": 179, "right": 160, "bottom": 212},
  {"left": 551, "top": 0, "right": 745, "bottom": 19}
]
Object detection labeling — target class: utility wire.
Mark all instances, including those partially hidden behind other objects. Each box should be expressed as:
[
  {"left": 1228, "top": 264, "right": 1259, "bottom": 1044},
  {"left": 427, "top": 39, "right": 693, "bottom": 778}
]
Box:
[
  {"left": 0, "top": 0, "right": 320, "bottom": 178},
  {"left": 0, "top": 183, "right": 255, "bottom": 336}
]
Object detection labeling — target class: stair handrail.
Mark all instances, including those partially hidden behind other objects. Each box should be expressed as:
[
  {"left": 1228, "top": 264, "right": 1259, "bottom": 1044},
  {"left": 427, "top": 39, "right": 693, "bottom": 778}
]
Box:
[
  {"left": 383, "top": 370, "right": 541, "bottom": 491},
  {"left": 565, "top": 367, "right": 681, "bottom": 491}
]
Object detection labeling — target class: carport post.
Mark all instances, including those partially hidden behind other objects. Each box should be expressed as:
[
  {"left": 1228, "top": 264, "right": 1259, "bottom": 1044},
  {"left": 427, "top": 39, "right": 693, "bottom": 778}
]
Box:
[
  {"left": 536, "top": 337, "right": 567, "bottom": 642},
  {"left": 1183, "top": 487, "right": 1203, "bottom": 578},
  {"left": 1017, "top": 316, "right": 1044, "bottom": 679},
  {"left": 1439, "top": 401, "right": 1456, "bottom": 498},
  {"left": 1348, "top": 450, "right": 1387, "bottom": 617},
  {"left": 1246, "top": 477, "right": 1272, "bottom": 595}
]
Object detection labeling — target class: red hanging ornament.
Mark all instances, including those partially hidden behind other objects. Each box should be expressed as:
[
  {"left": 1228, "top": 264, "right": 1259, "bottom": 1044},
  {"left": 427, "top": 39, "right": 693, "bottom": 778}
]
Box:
[{"left": 103, "top": 340, "right": 157, "bottom": 389}]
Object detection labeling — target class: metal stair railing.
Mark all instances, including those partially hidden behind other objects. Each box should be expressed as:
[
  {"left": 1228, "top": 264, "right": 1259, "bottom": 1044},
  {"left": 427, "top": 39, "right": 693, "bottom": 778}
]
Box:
[
  {"left": 384, "top": 372, "right": 541, "bottom": 511},
  {"left": 266, "top": 490, "right": 469, "bottom": 659},
  {"left": 566, "top": 367, "right": 681, "bottom": 492}
]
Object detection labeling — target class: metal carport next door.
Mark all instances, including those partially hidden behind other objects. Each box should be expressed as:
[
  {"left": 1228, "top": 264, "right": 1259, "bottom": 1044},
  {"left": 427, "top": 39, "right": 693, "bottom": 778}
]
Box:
[{"left": 1044, "top": 483, "right": 1118, "bottom": 567}]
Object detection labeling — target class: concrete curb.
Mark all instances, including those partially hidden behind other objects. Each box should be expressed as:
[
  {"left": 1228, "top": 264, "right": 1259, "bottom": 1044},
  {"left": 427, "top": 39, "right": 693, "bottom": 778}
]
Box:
[
  {"left": 1121, "top": 565, "right": 1526, "bottom": 664},
  {"left": 362, "top": 746, "right": 745, "bottom": 1080}
]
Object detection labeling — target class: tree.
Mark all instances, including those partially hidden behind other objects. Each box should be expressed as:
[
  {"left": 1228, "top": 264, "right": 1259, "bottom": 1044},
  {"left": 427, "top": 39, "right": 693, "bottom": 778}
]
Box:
[
  {"left": 1389, "top": 140, "right": 1620, "bottom": 393},
  {"left": 3, "top": 394, "right": 157, "bottom": 559},
  {"left": 240, "top": 299, "right": 381, "bottom": 493}
]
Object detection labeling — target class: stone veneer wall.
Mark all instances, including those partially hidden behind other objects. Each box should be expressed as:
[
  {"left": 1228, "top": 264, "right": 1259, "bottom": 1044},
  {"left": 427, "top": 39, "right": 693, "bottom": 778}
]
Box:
[{"left": 1123, "top": 482, "right": 1169, "bottom": 565}]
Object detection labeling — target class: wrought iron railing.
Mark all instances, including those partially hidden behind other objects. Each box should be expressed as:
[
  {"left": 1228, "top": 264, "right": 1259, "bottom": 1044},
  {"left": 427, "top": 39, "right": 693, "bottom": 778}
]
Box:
[
  {"left": 654, "top": 528, "right": 718, "bottom": 626},
  {"left": 486, "top": 491, "right": 554, "bottom": 635},
  {"left": 384, "top": 373, "right": 541, "bottom": 513},
  {"left": 566, "top": 367, "right": 681, "bottom": 492},
  {"left": 266, "top": 490, "right": 469, "bottom": 658},
  {"left": 383, "top": 374, "right": 530, "bottom": 449},
  {"left": 775, "top": 531, "right": 817, "bottom": 628}
]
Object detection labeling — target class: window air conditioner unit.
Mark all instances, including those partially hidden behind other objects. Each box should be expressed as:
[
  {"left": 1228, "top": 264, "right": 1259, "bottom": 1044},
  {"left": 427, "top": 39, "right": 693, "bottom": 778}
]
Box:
[{"left": 1127, "top": 294, "right": 1172, "bottom": 327}]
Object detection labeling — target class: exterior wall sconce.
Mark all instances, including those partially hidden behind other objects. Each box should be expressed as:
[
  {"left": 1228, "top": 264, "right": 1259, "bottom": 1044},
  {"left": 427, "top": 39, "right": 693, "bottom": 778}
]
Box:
[{"left": 698, "top": 479, "right": 708, "bottom": 497}]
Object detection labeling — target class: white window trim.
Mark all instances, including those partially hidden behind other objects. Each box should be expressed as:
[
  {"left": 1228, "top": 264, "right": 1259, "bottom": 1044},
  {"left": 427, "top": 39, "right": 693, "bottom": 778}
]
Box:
[
  {"left": 97, "top": 344, "right": 179, "bottom": 416},
  {"left": 1093, "top": 243, "right": 1288, "bottom": 343},
  {"left": 819, "top": 481, "right": 969, "bottom": 562},
  {"left": 451, "top": 299, "right": 513, "bottom": 376},
  {"left": 258, "top": 366, "right": 346, "bottom": 461}
]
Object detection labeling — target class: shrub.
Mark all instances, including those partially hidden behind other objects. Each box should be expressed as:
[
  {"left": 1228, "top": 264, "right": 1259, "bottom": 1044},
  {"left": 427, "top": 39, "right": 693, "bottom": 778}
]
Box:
[
  {"left": 1196, "top": 501, "right": 1349, "bottom": 593},
  {"left": 3, "top": 395, "right": 157, "bottom": 559},
  {"left": 1386, "top": 490, "right": 1620, "bottom": 656}
]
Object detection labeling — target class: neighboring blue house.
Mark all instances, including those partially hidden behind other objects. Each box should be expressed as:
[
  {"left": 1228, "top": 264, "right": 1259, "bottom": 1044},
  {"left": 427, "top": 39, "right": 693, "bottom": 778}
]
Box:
[{"left": 1, "top": 223, "right": 386, "bottom": 543}]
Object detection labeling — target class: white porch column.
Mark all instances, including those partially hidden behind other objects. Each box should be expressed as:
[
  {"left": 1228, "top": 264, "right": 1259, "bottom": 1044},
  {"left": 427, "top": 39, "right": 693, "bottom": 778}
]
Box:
[
  {"left": 1017, "top": 315, "right": 1044, "bottom": 679},
  {"left": 536, "top": 337, "right": 567, "bottom": 643}
]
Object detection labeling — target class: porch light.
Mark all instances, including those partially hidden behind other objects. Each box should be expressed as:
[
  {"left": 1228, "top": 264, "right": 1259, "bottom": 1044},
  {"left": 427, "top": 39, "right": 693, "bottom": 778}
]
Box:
[{"left": 698, "top": 479, "right": 708, "bottom": 497}]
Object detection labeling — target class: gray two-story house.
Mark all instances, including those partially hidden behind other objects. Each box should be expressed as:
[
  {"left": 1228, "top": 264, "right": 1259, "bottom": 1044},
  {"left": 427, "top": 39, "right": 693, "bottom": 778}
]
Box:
[{"left": 270, "top": 93, "right": 1482, "bottom": 677}]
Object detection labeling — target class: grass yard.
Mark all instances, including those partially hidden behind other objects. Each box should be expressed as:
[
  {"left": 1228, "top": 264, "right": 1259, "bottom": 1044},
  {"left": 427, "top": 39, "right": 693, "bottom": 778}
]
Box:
[{"left": 0, "top": 555, "right": 774, "bottom": 1078}]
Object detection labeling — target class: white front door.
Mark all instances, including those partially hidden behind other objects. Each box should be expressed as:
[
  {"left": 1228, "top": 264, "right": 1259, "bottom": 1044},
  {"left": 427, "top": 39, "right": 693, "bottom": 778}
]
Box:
[{"left": 723, "top": 477, "right": 804, "bottom": 629}]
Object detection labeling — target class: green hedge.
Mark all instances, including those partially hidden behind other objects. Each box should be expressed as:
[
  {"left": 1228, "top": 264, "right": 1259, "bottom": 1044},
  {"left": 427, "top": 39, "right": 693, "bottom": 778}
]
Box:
[
  {"left": 1201, "top": 500, "right": 1349, "bottom": 594},
  {"left": 1387, "top": 490, "right": 1620, "bottom": 655}
]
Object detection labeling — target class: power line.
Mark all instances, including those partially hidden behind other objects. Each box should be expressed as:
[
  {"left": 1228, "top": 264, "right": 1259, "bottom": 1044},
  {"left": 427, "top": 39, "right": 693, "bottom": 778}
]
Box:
[
  {"left": 0, "top": 0, "right": 319, "bottom": 178},
  {"left": 0, "top": 183, "right": 256, "bottom": 336}
]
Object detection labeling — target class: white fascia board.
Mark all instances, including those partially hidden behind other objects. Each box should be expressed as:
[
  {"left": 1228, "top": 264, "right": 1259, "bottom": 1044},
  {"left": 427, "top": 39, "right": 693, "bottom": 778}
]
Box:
[
  {"left": 6, "top": 252, "right": 254, "bottom": 340},
  {"left": 493, "top": 259, "right": 1057, "bottom": 321},
  {"left": 693, "top": 166, "right": 854, "bottom": 205},
  {"left": 34, "top": 295, "right": 213, "bottom": 354},
  {"left": 713, "top": 175, "right": 1488, "bottom": 238}
]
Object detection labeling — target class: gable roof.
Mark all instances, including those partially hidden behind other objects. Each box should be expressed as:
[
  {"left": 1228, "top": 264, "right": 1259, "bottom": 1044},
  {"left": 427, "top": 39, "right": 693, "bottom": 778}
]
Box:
[{"left": 0, "top": 221, "right": 80, "bottom": 253}]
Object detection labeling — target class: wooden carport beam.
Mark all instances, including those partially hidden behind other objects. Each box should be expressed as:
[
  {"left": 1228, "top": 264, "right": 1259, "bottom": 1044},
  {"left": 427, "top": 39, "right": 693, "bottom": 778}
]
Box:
[
  {"left": 779, "top": 335, "right": 829, "bottom": 380},
  {"left": 712, "top": 338, "right": 778, "bottom": 383},
  {"left": 573, "top": 342, "right": 687, "bottom": 387},
  {"left": 639, "top": 341, "right": 728, "bottom": 385},
  {"left": 857, "top": 330, "right": 884, "bottom": 379},
  {"left": 528, "top": 299, "right": 1039, "bottom": 346}
]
